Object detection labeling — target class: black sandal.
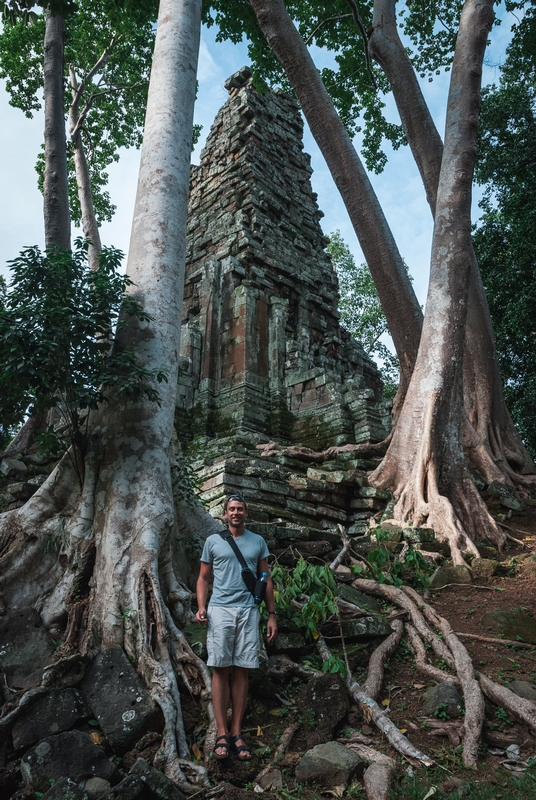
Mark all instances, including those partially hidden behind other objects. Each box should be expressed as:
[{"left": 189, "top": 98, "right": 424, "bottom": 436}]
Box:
[
  {"left": 231, "top": 733, "right": 252, "bottom": 761},
  {"left": 213, "top": 734, "right": 230, "bottom": 760}
]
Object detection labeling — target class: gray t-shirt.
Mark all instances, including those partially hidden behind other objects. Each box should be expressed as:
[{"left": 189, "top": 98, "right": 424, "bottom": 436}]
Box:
[{"left": 200, "top": 529, "right": 270, "bottom": 607}]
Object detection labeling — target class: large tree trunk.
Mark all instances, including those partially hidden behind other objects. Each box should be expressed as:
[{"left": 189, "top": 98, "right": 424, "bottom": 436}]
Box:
[
  {"left": 370, "top": 0, "right": 504, "bottom": 565},
  {"left": 43, "top": 9, "right": 70, "bottom": 250},
  {"left": 69, "top": 65, "right": 102, "bottom": 271},
  {"left": 369, "top": 0, "right": 535, "bottom": 488},
  {"left": 0, "top": 0, "right": 215, "bottom": 785},
  {"left": 249, "top": 0, "right": 423, "bottom": 389}
]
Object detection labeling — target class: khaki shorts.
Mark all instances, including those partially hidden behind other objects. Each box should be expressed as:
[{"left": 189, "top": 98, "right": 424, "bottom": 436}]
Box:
[{"left": 207, "top": 606, "right": 260, "bottom": 668}]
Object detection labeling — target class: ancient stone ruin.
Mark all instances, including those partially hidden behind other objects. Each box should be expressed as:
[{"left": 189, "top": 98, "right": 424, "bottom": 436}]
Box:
[{"left": 177, "top": 67, "right": 391, "bottom": 548}]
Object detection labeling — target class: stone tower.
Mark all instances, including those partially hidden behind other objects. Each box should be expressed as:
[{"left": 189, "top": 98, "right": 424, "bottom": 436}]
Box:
[{"left": 178, "top": 67, "right": 389, "bottom": 453}]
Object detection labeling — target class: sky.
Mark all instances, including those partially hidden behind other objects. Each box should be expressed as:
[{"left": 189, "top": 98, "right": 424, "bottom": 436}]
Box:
[{"left": 0, "top": 7, "right": 513, "bottom": 314}]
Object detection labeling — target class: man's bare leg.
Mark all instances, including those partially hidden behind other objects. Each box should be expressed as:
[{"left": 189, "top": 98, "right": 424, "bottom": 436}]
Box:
[
  {"left": 230, "top": 666, "right": 251, "bottom": 760},
  {"left": 212, "top": 667, "right": 231, "bottom": 756}
]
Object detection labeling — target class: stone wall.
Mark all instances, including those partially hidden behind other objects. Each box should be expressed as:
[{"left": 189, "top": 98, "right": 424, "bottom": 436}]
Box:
[
  {"left": 176, "top": 67, "right": 392, "bottom": 541},
  {"left": 178, "top": 67, "right": 390, "bottom": 451}
]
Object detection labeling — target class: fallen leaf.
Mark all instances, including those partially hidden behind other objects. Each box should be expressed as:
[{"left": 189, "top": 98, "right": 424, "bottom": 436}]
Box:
[
  {"left": 400, "top": 728, "right": 407, "bottom": 734},
  {"left": 312, "top": 629, "right": 319, "bottom": 640},
  {"left": 192, "top": 743, "right": 201, "bottom": 759},
  {"left": 362, "top": 725, "right": 374, "bottom": 735},
  {"left": 381, "top": 699, "right": 390, "bottom": 707},
  {"left": 422, "top": 788, "right": 437, "bottom": 800},
  {"left": 501, "top": 759, "right": 529, "bottom": 772},
  {"left": 322, "top": 786, "right": 345, "bottom": 797},
  {"left": 257, "top": 725, "right": 263, "bottom": 736},
  {"left": 269, "top": 708, "right": 287, "bottom": 716},
  {"left": 89, "top": 731, "right": 105, "bottom": 746},
  {"left": 414, "top": 684, "right": 426, "bottom": 689}
]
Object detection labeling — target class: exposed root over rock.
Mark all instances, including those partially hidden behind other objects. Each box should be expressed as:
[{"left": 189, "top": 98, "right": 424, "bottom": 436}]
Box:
[
  {"left": 256, "top": 437, "right": 390, "bottom": 463},
  {"left": 478, "top": 674, "right": 536, "bottom": 736},
  {"left": 316, "top": 631, "right": 435, "bottom": 767},
  {"left": 362, "top": 619, "right": 404, "bottom": 700}
]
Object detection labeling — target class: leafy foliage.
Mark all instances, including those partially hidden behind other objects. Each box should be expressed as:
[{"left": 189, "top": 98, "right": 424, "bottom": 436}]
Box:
[
  {"left": 473, "top": 6, "right": 536, "bottom": 458},
  {"left": 327, "top": 231, "right": 400, "bottom": 397},
  {"left": 353, "top": 528, "right": 433, "bottom": 590},
  {"left": 0, "top": 1, "right": 158, "bottom": 226},
  {"left": 270, "top": 557, "right": 338, "bottom": 644},
  {"left": 0, "top": 239, "right": 167, "bottom": 456},
  {"left": 203, "top": 0, "right": 407, "bottom": 172}
]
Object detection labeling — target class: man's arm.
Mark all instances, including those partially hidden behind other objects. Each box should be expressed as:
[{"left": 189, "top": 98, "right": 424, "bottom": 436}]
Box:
[
  {"left": 195, "top": 561, "right": 212, "bottom": 624},
  {"left": 258, "top": 557, "right": 278, "bottom": 643}
]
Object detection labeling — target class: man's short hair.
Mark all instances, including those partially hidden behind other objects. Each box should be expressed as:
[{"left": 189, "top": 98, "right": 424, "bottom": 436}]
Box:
[{"left": 225, "top": 494, "right": 248, "bottom": 511}]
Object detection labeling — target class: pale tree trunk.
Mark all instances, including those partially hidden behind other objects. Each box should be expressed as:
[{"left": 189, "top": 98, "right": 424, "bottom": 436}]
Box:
[
  {"left": 69, "top": 66, "right": 102, "bottom": 271},
  {"left": 0, "top": 0, "right": 217, "bottom": 786},
  {"left": 43, "top": 9, "right": 70, "bottom": 251},
  {"left": 369, "top": 0, "right": 535, "bottom": 488},
  {"left": 370, "top": 0, "right": 503, "bottom": 565},
  {"left": 249, "top": 0, "right": 423, "bottom": 390}
]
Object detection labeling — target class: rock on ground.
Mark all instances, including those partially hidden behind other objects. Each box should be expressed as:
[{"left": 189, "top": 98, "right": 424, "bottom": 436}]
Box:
[
  {"left": 12, "top": 688, "right": 90, "bottom": 750},
  {"left": 79, "top": 646, "right": 163, "bottom": 753},
  {"left": 21, "top": 730, "right": 118, "bottom": 793},
  {"left": 422, "top": 682, "right": 463, "bottom": 719},
  {"left": 298, "top": 674, "right": 350, "bottom": 748},
  {"left": 295, "top": 741, "right": 365, "bottom": 786}
]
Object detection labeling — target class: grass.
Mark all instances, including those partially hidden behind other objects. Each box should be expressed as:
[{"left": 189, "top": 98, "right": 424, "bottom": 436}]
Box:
[{"left": 392, "top": 764, "right": 536, "bottom": 799}]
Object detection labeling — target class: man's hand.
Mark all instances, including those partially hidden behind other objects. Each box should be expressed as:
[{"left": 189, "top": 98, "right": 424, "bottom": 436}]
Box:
[
  {"left": 266, "top": 614, "right": 278, "bottom": 643},
  {"left": 195, "top": 608, "right": 208, "bottom": 625}
]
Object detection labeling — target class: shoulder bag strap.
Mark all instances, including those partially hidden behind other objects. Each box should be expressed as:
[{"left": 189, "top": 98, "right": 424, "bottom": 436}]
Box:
[{"left": 218, "top": 529, "right": 250, "bottom": 571}]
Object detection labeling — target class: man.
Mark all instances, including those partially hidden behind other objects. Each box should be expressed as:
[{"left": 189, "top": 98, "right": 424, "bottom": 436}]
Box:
[{"left": 195, "top": 494, "right": 277, "bottom": 760}]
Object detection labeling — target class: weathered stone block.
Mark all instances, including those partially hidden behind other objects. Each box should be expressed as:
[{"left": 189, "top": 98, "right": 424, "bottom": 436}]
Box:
[
  {"left": 337, "top": 585, "right": 383, "bottom": 614},
  {"left": 295, "top": 741, "right": 365, "bottom": 785},
  {"left": 298, "top": 674, "right": 350, "bottom": 747},
  {"left": 80, "top": 646, "right": 163, "bottom": 754},
  {"left": 21, "top": 731, "right": 118, "bottom": 793},
  {"left": 13, "top": 688, "right": 90, "bottom": 750},
  {"left": 322, "top": 616, "right": 392, "bottom": 642},
  {"left": 1, "top": 457, "right": 28, "bottom": 477},
  {"left": 0, "top": 607, "right": 56, "bottom": 688}
]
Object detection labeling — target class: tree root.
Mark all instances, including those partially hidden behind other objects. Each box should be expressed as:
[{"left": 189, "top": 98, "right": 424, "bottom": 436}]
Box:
[
  {"left": 352, "top": 579, "right": 456, "bottom": 671},
  {"left": 254, "top": 721, "right": 300, "bottom": 788},
  {"left": 267, "top": 654, "right": 322, "bottom": 681},
  {"left": 370, "top": 389, "right": 507, "bottom": 565},
  {"left": 455, "top": 632, "right": 534, "bottom": 650},
  {"left": 0, "top": 654, "right": 84, "bottom": 734},
  {"left": 330, "top": 525, "right": 351, "bottom": 571},
  {"left": 478, "top": 674, "right": 536, "bottom": 735},
  {"left": 401, "top": 586, "right": 484, "bottom": 768},
  {"left": 362, "top": 619, "right": 404, "bottom": 700},
  {"left": 405, "top": 623, "right": 460, "bottom": 685},
  {"left": 423, "top": 719, "right": 464, "bottom": 746},
  {"left": 316, "top": 632, "right": 434, "bottom": 766},
  {"left": 255, "top": 437, "right": 390, "bottom": 463},
  {"left": 342, "top": 741, "right": 395, "bottom": 768}
]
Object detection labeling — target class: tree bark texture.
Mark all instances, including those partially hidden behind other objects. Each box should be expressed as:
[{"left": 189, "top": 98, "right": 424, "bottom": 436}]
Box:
[
  {"left": 370, "top": 0, "right": 504, "bottom": 564},
  {"left": 43, "top": 10, "right": 70, "bottom": 251},
  {"left": 369, "top": 0, "right": 535, "bottom": 488},
  {"left": 69, "top": 66, "right": 102, "bottom": 271},
  {"left": 0, "top": 0, "right": 214, "bottom": 786},
  {"left": 249, "top": 0, "right": 423, "bottom": 387}
]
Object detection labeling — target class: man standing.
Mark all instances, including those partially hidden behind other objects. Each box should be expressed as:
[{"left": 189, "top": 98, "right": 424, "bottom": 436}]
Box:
[{"left": 196, "top": 495, "right": 278, "bottom": 761}]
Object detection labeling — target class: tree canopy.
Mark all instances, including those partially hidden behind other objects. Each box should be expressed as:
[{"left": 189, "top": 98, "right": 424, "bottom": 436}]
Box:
[
  {"left": 0, "top": 0, "right": 158, "bottom": 227},
  {"left": 327, "top": 230, "right": 400, "bottom": 397}
]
